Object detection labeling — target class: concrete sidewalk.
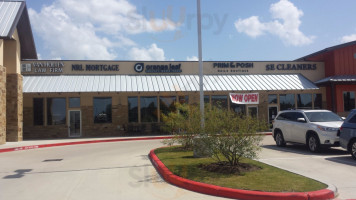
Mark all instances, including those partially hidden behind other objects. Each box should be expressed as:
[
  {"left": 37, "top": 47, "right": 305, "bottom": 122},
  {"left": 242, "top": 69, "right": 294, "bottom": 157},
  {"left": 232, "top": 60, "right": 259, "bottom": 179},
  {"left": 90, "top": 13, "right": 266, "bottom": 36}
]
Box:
[{"left": 0, "top": 135, "right": 173, "bottom": 151}]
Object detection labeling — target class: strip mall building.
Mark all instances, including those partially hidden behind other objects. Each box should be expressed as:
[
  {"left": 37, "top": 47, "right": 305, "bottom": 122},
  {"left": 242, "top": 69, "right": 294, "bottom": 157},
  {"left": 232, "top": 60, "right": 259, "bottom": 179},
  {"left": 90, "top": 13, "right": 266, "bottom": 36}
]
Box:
[{"left": 1, "top": 1, "right": 356, "bottom": 143}]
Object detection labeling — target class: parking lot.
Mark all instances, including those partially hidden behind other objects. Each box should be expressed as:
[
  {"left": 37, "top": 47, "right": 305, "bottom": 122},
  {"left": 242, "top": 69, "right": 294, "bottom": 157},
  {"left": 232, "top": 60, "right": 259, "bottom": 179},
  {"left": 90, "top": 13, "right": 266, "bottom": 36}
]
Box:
[
  {"left": 0, "top": 136, "right": 355, "bottom": 200},
  {"left": 259, "top": 136, "right": 356, "bottom": 199}
]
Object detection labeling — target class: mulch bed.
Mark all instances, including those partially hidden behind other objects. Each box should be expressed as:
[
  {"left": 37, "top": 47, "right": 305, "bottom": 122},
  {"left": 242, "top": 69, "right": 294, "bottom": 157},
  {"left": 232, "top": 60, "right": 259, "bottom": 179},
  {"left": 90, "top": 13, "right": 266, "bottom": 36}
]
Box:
[{"left": 199, "top": 161, "right": 261, "bottom": 175}]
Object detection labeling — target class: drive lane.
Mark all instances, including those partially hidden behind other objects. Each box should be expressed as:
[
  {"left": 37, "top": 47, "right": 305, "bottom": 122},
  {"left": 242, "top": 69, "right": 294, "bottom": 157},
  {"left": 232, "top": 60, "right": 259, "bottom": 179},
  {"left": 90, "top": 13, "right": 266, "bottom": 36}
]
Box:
[{"left": 0, "top": 140, "right": 227, "bottom": 200}]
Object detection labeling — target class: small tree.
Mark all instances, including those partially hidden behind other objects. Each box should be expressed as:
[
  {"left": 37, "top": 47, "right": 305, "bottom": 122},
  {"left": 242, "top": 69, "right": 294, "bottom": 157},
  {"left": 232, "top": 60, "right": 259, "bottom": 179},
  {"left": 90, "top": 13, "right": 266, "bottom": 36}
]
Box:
[
  {"left": 162, "top": 103, "right": 268, "bottom": 166},
  {"left": 203, "top": 106, "right": 268, "bottom": 166},
  {"left": 161, "top": 103, "right": 202, "bottom": 149}
]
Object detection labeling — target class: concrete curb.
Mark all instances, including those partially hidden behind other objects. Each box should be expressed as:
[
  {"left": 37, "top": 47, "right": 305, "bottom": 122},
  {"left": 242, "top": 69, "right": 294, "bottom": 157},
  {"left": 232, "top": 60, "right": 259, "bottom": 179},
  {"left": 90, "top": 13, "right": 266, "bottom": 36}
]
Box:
[
  {"left": 149, "top": 148, "right": 336, "bottom": 200},
  {"left": 0, "top": 133, "right": 272, "bottom": 154},
  {"left": 0, "top": 136, "right": 173, "bottom": 154}
]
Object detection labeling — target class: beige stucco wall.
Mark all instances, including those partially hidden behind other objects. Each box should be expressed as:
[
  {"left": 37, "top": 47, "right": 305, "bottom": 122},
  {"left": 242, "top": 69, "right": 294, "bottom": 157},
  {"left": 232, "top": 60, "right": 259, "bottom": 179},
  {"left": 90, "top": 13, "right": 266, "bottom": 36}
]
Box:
[
  {"left": 4, "top": 29, "right": 21, "bottom": 74},
  {"left": 21, "top": 60, "right": 325, "bottom": 82}
]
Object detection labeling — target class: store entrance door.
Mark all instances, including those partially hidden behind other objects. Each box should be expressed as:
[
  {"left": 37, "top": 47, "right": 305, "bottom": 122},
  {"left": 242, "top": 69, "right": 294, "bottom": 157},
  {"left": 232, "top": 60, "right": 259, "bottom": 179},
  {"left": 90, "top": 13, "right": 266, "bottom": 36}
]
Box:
[
  {"left": 268, "top": 106, "right": 278, "bottom": 128},
  {"left": 69, "top": 110, "right": 81, "bottom": 137}
]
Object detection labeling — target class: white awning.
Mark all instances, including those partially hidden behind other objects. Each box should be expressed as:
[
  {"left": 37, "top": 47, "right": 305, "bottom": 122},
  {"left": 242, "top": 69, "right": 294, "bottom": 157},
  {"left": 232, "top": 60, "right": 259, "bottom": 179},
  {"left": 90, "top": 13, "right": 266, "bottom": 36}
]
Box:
[{"left": 23, "top": 74, "right": 319, "bottom": 93}]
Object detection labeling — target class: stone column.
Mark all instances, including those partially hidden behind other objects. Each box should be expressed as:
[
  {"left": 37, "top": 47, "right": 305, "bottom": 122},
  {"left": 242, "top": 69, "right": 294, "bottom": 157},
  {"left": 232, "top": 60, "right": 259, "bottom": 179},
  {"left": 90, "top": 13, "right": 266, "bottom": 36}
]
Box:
[
  {"left": 0, "top": 65, "right": 6, "bottom": 144},
  {"left": 6, "top": 74, "right": 23, "bottom": 142}
]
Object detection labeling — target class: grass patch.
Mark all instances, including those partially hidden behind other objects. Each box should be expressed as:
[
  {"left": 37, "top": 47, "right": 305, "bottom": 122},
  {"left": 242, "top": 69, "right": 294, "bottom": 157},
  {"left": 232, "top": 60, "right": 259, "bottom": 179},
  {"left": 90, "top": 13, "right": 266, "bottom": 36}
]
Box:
[{"left": 155, "top": 146, "right": 327, "bottom": 192}]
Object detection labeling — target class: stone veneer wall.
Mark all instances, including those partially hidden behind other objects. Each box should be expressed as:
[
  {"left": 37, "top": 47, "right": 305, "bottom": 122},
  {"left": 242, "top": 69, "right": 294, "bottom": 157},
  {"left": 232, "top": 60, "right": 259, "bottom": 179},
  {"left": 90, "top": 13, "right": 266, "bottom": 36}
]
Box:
[
  {"left": 0, "top": 66, "right": 6, "bottom": 144},
  {"left": 6, "top": 74, "right": 23, "bottom": 142}
]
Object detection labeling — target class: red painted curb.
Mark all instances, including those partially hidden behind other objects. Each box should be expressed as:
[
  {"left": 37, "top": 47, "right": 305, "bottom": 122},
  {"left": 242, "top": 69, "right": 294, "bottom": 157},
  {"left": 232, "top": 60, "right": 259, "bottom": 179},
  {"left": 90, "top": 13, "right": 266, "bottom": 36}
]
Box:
[
  {"left": 0, "top": 136, "right": 173, "bottom": 154},
  {"left": 149, "top": 148, "right": 335, "bottom": 200}
]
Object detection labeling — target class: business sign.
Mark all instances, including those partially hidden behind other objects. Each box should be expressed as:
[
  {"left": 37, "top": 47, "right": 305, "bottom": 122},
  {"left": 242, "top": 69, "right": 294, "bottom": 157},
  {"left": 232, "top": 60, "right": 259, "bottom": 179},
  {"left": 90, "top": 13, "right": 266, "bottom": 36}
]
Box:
[
  {"left": 265, "top": 63, "right": 317, "bottom": 71},
  {"left": 230, "top": 93, "right": 259, "bottom": 104},
  {"left": 72, "top": 64, "right": 119, "bottom": 71},
  {"left": 213, "top": 62, "right": 253, "bottom": 73},
  {"left": 22, "top": 62, "right": 64, "bottom": 73},
  {"left": 134, "top": 63, "right": 182, "bottom": 73}
]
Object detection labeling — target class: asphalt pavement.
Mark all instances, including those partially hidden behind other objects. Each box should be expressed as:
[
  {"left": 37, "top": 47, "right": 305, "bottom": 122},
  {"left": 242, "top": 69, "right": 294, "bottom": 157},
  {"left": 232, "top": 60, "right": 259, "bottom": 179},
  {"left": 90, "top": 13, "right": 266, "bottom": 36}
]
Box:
[{"left": 0, "top": 136, "right": 355, "bottom": 199}]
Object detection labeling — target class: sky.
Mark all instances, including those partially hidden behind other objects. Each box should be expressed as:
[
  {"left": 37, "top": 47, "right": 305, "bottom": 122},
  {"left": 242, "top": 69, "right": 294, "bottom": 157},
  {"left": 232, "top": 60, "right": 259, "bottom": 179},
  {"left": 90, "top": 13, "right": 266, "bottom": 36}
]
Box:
[{"left": 25, "top": 0, "right": 356, "bottom": 61}]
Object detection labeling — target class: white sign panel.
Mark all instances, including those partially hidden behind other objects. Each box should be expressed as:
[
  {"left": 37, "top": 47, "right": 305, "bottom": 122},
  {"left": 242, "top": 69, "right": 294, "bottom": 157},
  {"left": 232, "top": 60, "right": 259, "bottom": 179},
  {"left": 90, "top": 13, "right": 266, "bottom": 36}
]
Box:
[{"left": 230, "top": 93, "right": 259, "bottom": 104}]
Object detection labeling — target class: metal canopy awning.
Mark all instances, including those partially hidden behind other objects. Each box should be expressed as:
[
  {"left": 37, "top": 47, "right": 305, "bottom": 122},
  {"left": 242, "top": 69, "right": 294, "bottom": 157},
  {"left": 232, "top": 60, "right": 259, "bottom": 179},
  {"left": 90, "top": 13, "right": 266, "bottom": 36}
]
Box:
[
  {"left": 315, "top": 75, "right": 356, "bottom": 85},
  {"left": 23, "top": 74, "right": 319, "bottom": 93}
]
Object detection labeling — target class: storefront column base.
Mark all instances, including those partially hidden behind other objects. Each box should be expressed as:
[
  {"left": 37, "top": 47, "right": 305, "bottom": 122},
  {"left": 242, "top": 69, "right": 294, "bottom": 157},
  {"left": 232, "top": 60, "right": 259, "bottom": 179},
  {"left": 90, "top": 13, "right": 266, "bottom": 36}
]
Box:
[{"left": 6, "top": 74, "right": 23, "bottom": 142}]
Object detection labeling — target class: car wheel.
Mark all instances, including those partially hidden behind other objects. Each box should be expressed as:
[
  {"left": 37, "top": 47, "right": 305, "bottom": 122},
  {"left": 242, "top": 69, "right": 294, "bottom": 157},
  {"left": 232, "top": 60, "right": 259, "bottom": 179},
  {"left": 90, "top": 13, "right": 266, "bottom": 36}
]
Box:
[
  {"left": 307, "top": 134, "right": 320, "bottom": 153},
  {"left": 350, "top": 140, "right": 356, "bottom": 160},
  {"left": 275, "top": 131, "right": 286, "bottom": 147}
]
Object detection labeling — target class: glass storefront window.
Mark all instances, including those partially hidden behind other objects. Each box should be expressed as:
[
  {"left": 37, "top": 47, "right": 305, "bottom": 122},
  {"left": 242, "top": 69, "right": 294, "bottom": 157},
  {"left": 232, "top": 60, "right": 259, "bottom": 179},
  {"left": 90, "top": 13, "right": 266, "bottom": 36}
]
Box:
[
  {"left": 279, "top": 94, "right": 295, "bottom": 111},
  {"left": 69, "top": 97, "right": 80, "bottom": 108},
  {"left": 33, "top": 98, "right": 44, "bottom": 126},
  {"left": 204, "top": 95, "right": 210, "bottom": 105},
  {"left": 344, "top": 91, "right": 355, "bottom": 111},
  {"left": 128, "top": 97, "right": 138, "bottom": 123},
  {"left": 297, "top": 94, "right": 312, "bottom": 109},
  {"left": 140, "top": 97, "right": 158, "bottom": 122},
  {"left": 160, "top": 96, "right": 177, "bottom": 116},
  {"left": 248, "top": 106, "right": 258, "bottom": 117},
  {"left": 93, "top": 97, "right": 112, "bottom": 123},
  {"left": 178, "top": 96, "right": 189, "bottom": 104},
  {"left": 230, "top": 99, "right": 246, "bottom": 115},
  {"left": 268, "top": 94, "right": 277, "bottom": 104},
  {"left": 47, "top": 98, "right": 66, "bottom": 125},
  {"left": 211, "top": 95, "right": 228, "bottom": 109},
  {"left": 313, "top": 94, "right": 322, "bottom": 109}
]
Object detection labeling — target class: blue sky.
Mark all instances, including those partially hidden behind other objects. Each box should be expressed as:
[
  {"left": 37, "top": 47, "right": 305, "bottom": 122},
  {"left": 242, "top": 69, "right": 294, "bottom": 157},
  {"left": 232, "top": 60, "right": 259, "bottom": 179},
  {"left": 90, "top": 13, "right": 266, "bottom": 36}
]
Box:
[{"left": 26, "top": 0, "right": 356, "bottom": 61}]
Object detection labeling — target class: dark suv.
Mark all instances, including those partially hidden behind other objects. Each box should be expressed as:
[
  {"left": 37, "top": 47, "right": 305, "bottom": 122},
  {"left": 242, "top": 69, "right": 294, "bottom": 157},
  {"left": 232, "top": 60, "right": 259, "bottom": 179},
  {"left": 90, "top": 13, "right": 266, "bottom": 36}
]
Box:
[{"left": 340, "top": 109, "right": 356, "bottom": 160}]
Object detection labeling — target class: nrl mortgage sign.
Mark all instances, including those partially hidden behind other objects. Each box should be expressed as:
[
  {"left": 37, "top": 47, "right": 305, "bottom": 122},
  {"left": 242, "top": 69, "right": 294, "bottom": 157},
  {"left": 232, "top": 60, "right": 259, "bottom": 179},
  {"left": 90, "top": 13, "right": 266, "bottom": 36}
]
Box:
[{"left": 230, "top": 93, "right": 259, "bottom": 104}]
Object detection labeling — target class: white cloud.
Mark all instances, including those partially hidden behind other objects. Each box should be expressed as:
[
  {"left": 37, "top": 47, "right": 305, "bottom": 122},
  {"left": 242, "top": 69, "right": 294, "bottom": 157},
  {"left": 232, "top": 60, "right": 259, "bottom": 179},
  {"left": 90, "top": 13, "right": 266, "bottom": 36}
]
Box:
[
  {"left": 341, "top": 34, "right": 356, "bottom": 43},
  {"left": 57, "top": 0, "right": 178, "bottom": 34},
  {"left": 234, "top": 0, "right": 314, "bottom": 46},
  {"left": 128, "top": 43, "right": 166, "bottom": 61},
  {"left": 28, "top": 0, "right": 179, "bottom": 60},
  {"left": 186, "top": 56, "right": 198, "bottom": 61}
]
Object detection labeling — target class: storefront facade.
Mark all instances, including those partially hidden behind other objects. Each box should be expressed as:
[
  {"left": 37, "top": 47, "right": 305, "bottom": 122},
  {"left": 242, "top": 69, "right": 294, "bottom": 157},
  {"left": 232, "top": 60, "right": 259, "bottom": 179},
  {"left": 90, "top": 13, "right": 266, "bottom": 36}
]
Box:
[{"left": 21, "top": 60, "right": 325, "bottom": 138}]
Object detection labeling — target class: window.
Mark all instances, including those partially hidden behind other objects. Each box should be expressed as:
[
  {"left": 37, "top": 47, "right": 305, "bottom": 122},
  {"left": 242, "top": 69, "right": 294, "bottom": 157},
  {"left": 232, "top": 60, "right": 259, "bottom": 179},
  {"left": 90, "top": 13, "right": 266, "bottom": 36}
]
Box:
[
  {"left": 140, "top": 97, "right": 158, "bottom": 122},
  {"left": 349, "top": 114, "right": 356, "bottom": 123},
  {"left": 248, "top": 106, "right": 258, "bottom": 117},
  {"left": 211, "top": 95, "right": 228, "bottom": 109},
  {"left": 93, "top": 97, "right": 112, "bottom": 123},
  {"left": 230, "top": 98, "right": 245, "bottom": 115},
  {"left": 33, "top": 98, "right": 44, "bottom": 125},
  {"left": 47, "top": 98, "right": 66, "bottom": 125},
  {"left": 268, "top": 94, "right": 277, "bottom": 104},
  {"left": 204, "top": 95, "right": 210, "bottom": 104},
  {"left": 128, "top": 97, "right": 138, "bottom": 123},
  {"left": 279, "top": 94, "right": 295, "bottom": 111},
  {"left": 69, "top": 97, "right": 80, "bottom": 108},
  {"left": 160, "top": 96, "right": 176, "bottom": 116},
  {"left": 343, "top": 91, "right": 355, "bottom": 111},
  {"left": 178, "top": 96, "right": 189, "bottom": 104},
  {"left": 313, "top": 94, "right": 322, "bottom": 109},
  {"left": 297, "top": 94, "right": 312, "bottom": 109}
]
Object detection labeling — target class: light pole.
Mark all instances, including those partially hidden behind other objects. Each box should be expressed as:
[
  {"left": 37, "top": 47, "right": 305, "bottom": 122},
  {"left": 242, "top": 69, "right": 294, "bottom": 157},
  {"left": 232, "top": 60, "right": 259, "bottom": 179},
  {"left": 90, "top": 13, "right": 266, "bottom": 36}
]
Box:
[{"left": 197, "top": 0, "right": 204, "bottom": 128}]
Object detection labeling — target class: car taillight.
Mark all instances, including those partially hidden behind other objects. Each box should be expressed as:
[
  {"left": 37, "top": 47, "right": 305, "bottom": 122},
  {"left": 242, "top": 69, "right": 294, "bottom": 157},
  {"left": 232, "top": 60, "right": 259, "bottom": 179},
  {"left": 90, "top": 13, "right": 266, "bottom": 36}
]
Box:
[{"left": 340, "top": 127, "right": 343, "bottom": 131}]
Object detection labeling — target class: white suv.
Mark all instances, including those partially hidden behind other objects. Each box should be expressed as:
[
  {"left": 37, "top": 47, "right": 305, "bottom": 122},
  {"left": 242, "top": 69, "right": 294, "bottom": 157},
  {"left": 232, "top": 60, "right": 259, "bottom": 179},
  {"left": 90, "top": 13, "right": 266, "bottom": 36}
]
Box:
[{"left": 272, "top": 110, "right": 343, "bottom": 152}]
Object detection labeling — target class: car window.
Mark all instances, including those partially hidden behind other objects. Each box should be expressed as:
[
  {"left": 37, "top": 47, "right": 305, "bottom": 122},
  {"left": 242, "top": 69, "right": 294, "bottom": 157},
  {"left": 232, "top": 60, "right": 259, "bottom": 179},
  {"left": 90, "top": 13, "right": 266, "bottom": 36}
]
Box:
[
  {"left": 348, "top": 114, "right": 356, "bottom": 123},
  {"left": 285, "top": 112, "right": 295, "bottom": 121},
  {"left": 276, "top": 113, "right": 287, "bottom": 120},
  {"left": 295, "top": 112, "right": 305, "bottom": 122},
  {"left": 304, "top": 112, "right": 343, "bottom": 122}
]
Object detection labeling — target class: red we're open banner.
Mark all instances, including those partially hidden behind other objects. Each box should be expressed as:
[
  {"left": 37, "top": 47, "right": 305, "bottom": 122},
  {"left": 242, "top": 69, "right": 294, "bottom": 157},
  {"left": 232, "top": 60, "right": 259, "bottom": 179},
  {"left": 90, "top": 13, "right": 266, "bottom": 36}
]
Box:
[{"left": 230, "top": 93, "right": 259, "bottom": 104}]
